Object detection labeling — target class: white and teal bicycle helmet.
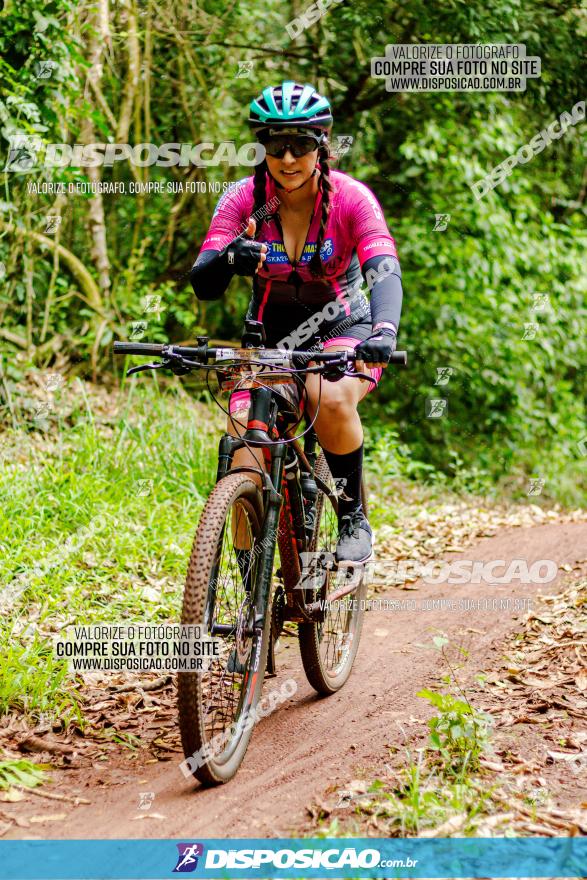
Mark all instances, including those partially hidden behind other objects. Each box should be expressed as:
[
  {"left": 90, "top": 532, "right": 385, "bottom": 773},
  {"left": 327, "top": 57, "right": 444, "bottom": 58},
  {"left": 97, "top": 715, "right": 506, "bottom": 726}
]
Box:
[{"left": 248, "top": 81, "right": 333, "bottom": 134}]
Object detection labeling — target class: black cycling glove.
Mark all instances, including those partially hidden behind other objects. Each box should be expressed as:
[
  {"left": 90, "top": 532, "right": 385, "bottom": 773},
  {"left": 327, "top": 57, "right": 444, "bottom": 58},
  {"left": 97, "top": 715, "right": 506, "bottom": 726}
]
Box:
[
  {"left": 355, "top": 328, "right": 397, "bottom": 365},
  {"left": 221, "top": 234, "right": 265, "bottom": 277},
  {"left": 190, "top": 232, "right": 266, "bottom": 301}
]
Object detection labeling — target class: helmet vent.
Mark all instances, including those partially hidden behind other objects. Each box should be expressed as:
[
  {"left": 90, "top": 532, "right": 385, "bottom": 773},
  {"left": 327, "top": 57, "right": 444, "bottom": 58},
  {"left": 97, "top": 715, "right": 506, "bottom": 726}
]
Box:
[{"left": 248, "top": 81, "right": 333, "bottom": 130}]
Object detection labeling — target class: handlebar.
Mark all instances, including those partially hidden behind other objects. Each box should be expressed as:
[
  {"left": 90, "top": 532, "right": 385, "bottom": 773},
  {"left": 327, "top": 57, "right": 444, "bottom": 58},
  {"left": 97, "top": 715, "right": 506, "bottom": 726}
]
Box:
[
  {"left": 113, "top": 342, "right": 167, "bottom": 356},
  {"left": 113, "top": 341, "right": 407, "bottom": 366}
]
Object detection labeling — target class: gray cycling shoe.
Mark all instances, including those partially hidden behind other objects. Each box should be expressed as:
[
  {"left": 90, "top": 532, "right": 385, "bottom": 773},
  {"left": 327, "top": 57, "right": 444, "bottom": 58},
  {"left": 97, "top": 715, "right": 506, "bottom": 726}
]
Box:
[{"left": 335, "top": 508, "right": 373, "bottom": 565}]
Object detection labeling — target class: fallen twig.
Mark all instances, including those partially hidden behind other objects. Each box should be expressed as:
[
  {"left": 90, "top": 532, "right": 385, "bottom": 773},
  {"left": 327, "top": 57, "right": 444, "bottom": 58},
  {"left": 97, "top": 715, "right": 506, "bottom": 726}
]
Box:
[
  {"left": 110, "top": 675, "right": 172, "bottom": 694},
  {"left": 15, "top": 785, "right": 90, "bottom": 805},
  {"left": 18, "top": 735, "right": 74, "bottom": 755}
]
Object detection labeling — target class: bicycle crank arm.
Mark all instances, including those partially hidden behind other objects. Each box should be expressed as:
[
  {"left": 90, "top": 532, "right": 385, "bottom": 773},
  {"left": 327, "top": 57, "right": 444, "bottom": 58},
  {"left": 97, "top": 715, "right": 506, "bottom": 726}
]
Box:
[
  {"left": 305, "top": 575, "right": 363, "bottom": 615},
  {"left": 282, "top": 596, "right": 323, "bottom": 624},
  {"left": 211, "top": 622, "right": 259, "bottom": 638},
  {"left": 211, "top": 623, "right": 237, "bottom": 637}
]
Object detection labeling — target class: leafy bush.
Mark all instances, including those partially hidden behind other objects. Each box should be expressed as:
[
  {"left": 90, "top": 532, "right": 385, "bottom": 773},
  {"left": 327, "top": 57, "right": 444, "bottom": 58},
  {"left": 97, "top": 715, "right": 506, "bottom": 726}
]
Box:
[{"left": 418, "top": 688, "right": 493, "bottom": 775}]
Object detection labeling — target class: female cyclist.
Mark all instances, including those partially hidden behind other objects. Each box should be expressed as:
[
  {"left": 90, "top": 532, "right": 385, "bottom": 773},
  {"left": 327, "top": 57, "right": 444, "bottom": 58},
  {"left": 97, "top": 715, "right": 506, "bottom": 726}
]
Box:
[{"left": 190, "top": 81, "right": 403, "bottom": 565}]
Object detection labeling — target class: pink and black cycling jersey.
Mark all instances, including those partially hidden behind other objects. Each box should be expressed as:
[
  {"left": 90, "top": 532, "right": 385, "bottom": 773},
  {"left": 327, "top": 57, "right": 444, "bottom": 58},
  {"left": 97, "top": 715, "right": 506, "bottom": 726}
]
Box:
[{"left": 197, "top": 170, "right": 399, "bottom": 342}]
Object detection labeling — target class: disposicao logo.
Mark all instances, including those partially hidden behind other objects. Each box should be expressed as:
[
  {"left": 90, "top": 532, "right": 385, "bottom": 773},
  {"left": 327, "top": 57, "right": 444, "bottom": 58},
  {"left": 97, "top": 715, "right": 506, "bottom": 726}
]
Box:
[{"left": 173, "top": 843, "right": 204, "bottom": 872}]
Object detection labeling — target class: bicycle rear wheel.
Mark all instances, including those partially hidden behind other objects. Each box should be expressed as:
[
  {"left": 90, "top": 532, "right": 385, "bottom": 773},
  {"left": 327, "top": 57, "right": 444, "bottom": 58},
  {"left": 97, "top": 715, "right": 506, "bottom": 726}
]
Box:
[
  {"left": 177, "top": 472, "right": 272, "bottom": 785},
  {"left": 298, "top": 453, "right": 368, "bottom": 694}
]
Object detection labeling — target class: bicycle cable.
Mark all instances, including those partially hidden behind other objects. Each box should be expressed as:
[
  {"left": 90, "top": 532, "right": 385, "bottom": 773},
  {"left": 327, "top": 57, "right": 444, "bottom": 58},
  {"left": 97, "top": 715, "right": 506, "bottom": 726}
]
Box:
[
  {"left": 164, "top": 350, "right": 374, "bottom": 452},
  {"left": 205, "top": 358, "right": 322, "bottom": 451}
]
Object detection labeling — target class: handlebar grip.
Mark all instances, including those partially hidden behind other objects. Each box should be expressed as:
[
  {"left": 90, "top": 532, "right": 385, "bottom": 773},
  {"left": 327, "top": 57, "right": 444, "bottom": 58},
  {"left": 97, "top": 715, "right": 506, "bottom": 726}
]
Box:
[
  {"left": 390, "top": 350, "right": 407, "bottom": 365},
  {"left": 113, "top": 342, "right": 166, "bottom": 355}
]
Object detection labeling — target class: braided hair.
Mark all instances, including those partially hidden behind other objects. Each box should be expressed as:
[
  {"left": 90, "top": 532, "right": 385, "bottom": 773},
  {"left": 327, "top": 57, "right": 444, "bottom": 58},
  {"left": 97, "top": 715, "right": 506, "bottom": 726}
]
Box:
[
  {"left": 250, "top": 158, "right": 269, "bottom": 230},
  {"left": 308, "top": 142, "right": 332, "bottom": 278}
]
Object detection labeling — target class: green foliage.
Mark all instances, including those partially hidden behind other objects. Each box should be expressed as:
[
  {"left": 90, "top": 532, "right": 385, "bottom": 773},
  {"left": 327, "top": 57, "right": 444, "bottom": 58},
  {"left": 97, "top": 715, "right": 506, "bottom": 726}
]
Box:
[
  {"left": 370, "top": 97, "right": 587, "bottom": 504},
  {"left": 318, "top": 748, "right": 495, "bottom": 837},
  {"left": 0, "top": 759, "right": 48, "bottom": 790},
  {"left": 1, "top": 0, "right": 586, "bottom": 501},
  {"left": 371, "top": 757, "right": 491, "bottom": 836},
  {"left": 0, "top": 376, "right": 218, "bottom": 716},
  {"left": 0, "top": 623, "right": 76, "bottom": 719},
  {"left": 324, "top": 680, "right": 496, "bottom": 835},
  {"left": 418, "top": 688, "right": 493, "bottom": 774}
]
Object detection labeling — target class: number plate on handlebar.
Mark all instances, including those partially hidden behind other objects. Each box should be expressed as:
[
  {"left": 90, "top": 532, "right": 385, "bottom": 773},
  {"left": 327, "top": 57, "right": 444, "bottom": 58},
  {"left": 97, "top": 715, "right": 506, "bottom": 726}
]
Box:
[{"left": 215, "top": 348, "right": 293, "bottom": 363}]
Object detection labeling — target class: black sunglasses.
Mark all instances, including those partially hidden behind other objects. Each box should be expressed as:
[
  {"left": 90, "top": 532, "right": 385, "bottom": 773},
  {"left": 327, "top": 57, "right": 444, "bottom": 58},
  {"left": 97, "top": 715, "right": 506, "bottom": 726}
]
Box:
[{"left": 260, "top": 134, "right": 322, "bottom": 159}]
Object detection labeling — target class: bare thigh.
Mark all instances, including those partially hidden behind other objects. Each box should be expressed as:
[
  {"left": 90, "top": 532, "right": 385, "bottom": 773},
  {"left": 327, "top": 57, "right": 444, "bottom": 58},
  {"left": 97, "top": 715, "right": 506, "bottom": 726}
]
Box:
[
  {"left": 303, "top": 345, "right": 374, "bottom": 450},
  {"left": 304, "top": 345, "right": 374, "bottom": 411}
]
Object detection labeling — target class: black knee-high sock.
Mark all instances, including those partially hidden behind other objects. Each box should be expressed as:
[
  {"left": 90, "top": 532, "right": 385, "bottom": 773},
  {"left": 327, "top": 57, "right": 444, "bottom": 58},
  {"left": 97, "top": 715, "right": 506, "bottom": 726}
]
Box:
[{"left": 321, "top": 443, "right": 364, "bottom": 520}]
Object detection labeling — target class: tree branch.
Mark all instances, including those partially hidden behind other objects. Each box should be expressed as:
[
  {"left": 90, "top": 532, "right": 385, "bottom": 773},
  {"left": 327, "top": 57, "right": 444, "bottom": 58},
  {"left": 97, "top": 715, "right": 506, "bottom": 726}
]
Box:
[{"left": 1, "top": 221, "right": 103, "bottom": 313}]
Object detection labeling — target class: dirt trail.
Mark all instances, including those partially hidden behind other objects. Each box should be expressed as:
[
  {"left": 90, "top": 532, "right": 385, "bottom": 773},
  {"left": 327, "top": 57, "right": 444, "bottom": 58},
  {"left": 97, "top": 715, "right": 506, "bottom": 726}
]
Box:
[{"left": 7, "top": 521, "right": 587, "bottom": 839}]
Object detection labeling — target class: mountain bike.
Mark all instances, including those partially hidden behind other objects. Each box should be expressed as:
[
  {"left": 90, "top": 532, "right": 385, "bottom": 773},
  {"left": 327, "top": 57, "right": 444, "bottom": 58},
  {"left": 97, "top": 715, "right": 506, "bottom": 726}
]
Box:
[{"left": 114, "top": 320, "right": 407, "bottom": 785}]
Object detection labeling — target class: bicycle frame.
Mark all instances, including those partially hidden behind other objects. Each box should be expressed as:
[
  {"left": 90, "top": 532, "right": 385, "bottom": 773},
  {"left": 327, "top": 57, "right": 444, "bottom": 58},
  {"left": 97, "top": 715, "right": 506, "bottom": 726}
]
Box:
[
  {"left": 215, "top": 384, "right": 328, "bottom": 634},
  {"left": 112, "top": 334, "right": 407, "bottom": 636},
  {"left": 113, "top": 335, "right": 407, "bottom": 748}
]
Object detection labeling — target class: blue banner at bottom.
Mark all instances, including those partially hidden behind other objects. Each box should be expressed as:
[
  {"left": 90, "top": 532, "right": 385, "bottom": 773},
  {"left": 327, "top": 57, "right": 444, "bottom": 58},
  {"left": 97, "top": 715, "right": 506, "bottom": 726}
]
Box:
[{"left": 0, "top": 837, "right": 585, "bottom": 879}]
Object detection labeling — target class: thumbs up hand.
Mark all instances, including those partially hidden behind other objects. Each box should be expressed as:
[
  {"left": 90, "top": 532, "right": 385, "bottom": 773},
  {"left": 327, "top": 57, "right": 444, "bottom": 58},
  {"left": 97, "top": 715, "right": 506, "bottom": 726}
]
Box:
[
  {"left": 223, "top": 217, "right": 268, "bottom": 276},
  {"left": 245, "top": 218, "right": 268, "bottom": 273}
]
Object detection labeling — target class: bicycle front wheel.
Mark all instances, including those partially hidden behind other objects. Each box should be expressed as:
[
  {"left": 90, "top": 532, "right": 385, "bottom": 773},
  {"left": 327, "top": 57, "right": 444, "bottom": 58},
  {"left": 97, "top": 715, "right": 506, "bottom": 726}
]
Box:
[
  {"left": 298, "top": 453, "right": 368, "bottom": 694},
  {"left": 177, "top": 472, "right": 272, "bottom": 785}
]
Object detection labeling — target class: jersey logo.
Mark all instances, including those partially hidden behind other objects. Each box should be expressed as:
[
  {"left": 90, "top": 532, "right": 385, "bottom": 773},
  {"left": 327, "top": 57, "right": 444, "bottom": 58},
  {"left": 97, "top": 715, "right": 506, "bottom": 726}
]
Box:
[
  {"left": 363, "top": 239, "right": 391, "bottom": 251},
  {"left": 348, "top": 179, "right": 383, "bottom": 220},
  {"left": 299, "top": 237, "right": 334, "bottom": 262},
  {"left": 263, "top": 238, "right": 335, "bottom": 264},
  {"left": 319, "top": 237, "right": 334, "bottom": 259},
  {"left": 264, "top": 240, "right": 289, "bottom": 263}
]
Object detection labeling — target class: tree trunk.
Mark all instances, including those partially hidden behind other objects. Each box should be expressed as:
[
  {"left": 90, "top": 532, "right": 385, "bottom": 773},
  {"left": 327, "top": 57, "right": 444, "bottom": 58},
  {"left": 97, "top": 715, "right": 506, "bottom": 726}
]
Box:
[
  {"left": 116, "top": 0, "right": 141, "bottom": 143},
  {"left": 80, "top": 1, "right": 112, "bottom": 302}
]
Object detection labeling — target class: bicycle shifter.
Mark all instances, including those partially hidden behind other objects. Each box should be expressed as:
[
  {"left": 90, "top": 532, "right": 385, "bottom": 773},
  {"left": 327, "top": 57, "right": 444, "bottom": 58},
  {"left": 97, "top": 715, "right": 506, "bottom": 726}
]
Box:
[{"left": 322, "top": 361, "right": 347, "bottom": 382}]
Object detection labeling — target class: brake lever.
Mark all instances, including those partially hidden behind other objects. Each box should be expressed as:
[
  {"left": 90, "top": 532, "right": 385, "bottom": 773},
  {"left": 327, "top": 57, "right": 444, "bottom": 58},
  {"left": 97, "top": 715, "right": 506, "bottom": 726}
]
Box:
[
  {"left": 344, "top": 368, "right": 377, "bottom": 384},
  {"left": 297, "top": 354, "right": 348, "bottom": 377},
  {"left": 126, "top": 361, "right": 165, "bottom": 377}
]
